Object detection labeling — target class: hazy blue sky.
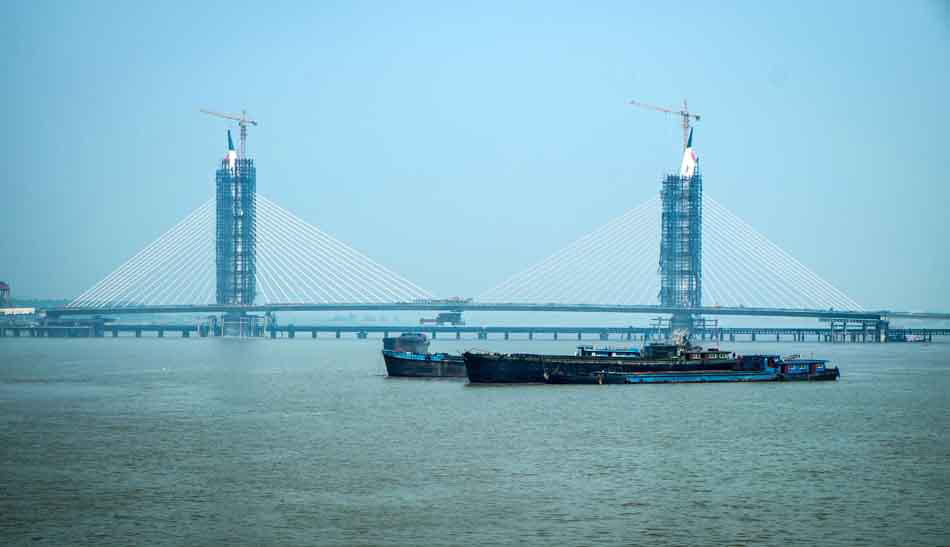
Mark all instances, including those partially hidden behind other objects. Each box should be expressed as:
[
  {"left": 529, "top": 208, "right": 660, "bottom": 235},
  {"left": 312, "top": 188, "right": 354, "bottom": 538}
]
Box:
[{"left": 3, "top": 1, "right": 949, "bottom": 310}]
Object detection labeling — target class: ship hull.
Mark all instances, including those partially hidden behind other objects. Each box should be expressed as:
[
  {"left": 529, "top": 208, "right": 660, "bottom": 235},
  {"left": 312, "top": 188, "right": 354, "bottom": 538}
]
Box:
[
  {"left": 543, "top": 359, "right": 739, "bottom": 384},
  {"left": 546, "top": 365, "right": 840, "bottom": 384},
  {"left": 463, "top": 352, "right": 546, "bottom": 383},
  {"left": 616, "top": 370, "right": 778, "bottom": 384},
  {"left": 464, "top": 350, "right": 839, "bottom": 385},
  {"left": 382, "top": 351, "right": 466, "bottom": 378},
  {"left": 779, "top": 368, "right": 840, "bottom": 381},
  {"left": 464, "top": 351, "right": 736, "bottom": 384}
]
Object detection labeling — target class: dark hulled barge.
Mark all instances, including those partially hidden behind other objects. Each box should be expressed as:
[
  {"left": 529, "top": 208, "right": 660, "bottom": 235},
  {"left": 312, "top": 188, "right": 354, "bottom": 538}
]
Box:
[
  {"left": 382, "top": 333, "right": 466, "bottom": 378},
  {"left": 464, "top": 341, "right": 839, "bottom": 385},
  {"left": 543, "top": 345, "right": 739, "bottom": 384},
  {"left": 564, "top": 355, "right": 840, "bottom": 384},
  {"left": 463, "top": 343, "right": 720, "bottom": 384}
]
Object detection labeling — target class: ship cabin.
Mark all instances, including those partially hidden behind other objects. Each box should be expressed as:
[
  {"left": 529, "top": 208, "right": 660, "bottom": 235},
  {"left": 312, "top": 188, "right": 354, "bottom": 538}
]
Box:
[
  {"left": 737, "top": 354, "right": 836, "bottom": 377},
  {"left": 737, "top": 355, "right": 780, "bottom": 371},
  {"left": 640, "top": 343, "right": 732, "bottom": 361},
  {"left": 780, "top": 358, "right": 832, "bottom": 377},
  {"left": 576, "top": 345, "right": 641, "bottom": 358},
  {"left": 382, "top": 332, "right": 430, "bottom": 354},
  {"left": 640, "top": 343, "right": 681, "bottom": 359},
  {"left": 683, "top": 348, "right": 733, "bottom": 361}
]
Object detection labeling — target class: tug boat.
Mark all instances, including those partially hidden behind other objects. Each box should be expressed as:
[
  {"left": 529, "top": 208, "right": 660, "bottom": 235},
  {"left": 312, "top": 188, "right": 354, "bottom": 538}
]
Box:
[{"left": 381, "top": 333, "right": 466, "bottom": 378}]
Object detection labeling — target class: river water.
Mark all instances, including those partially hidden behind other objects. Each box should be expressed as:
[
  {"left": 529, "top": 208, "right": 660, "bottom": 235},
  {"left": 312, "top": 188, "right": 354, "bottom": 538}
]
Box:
[{"left": 1, "top": 338, "right": 948, "bottom": 545}]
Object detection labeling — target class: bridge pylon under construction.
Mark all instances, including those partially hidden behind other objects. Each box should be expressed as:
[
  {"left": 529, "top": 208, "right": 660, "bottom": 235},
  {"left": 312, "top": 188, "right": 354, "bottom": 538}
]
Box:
[
  {"left": 659, "top": 128, "right": 702, "bottom": 334},
  {"left": 215, "top": 125, "right": 258, "bottom": 335}
]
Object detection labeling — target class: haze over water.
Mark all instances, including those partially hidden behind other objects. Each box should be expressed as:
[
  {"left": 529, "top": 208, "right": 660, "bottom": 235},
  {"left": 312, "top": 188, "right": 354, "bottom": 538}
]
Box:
[{"left": 2, "top": 339, "right": 947, "bottom": 545}]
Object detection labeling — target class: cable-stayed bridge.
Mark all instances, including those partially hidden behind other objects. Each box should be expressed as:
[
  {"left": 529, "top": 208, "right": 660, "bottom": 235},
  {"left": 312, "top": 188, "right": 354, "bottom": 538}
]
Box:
[
  {"left": 36, "top": 121, "right": 948, "bottom": 335},
  {"left": 46, "top": 193, "right": 949, "bottom": 325}
]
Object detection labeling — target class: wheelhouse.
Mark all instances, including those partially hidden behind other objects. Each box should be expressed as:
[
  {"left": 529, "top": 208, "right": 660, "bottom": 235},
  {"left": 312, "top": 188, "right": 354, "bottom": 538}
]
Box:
[{"left": 575, "top": 345, "right": 641, "bottom": 358}]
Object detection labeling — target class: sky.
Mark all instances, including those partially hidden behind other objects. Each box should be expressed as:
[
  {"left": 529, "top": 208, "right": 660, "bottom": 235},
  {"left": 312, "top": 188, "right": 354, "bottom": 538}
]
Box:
[{"left": 2, "top": 0, "right": 949, "bottom": 311}]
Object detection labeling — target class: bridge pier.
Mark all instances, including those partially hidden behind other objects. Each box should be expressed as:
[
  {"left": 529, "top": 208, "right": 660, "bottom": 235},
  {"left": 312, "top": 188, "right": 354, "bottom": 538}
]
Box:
[
  {"left": 312, "top": 331, "right": 317, "bottom": 339},
  {"left": 577, "top": 332, "right": 582, "bottom": 340},
  {"left": 504, "top": 332, "right": 509, "bottom": 340},
  {"left": 135, "top": 329, "right": 142, "bottom": 338},
  {"left": 431, "top": 331, "right": 436, "bottom": 339},
  {"left": 878, "top": 320, "right": 889, "bottom": 343},
  {"left": 599, "top": 332, "right": 608, "bottom": 341},
  {"left": 776, "top": 334, "right": 780, "bottom": 342},
  {"left": 357, "top": 331, "right": 367, "bottom": 339},
  {"left": 456, "top": 331, "right": 461, "bottom": 340},
  {"left": 158, "top": 330, "right": 164, "bottom": 338},
  {"left": 750, "top": 333, "right": 756, "bottom": 342},
  {"left": 271, "top": 329, "right": 277, "bottom": 339},
  {"left": 553, "top": 332, "right": 558, "bottom": 340},
  {"left": 182, "top": 330, "right": 190, "bottom": 338},
  {"left": 335, "top": 331, "right": 340, "bottom": 339},
  {"left": 528, "top": 331, "right": 533, "bottom": 340},
  {"left": 477, "top": 331, "right": 487, "bottom": 340}
]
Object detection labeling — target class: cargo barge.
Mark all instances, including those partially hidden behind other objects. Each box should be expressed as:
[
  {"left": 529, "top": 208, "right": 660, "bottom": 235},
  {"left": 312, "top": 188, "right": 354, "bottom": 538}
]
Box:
[
  {"left": 382, "top": 333, "right": 466, "bottom": 378},
  {"left": 464, "top": 341, "right": 839, "bottom": 384},
  {"left": 547, "top": 354, "right": 839, "bottom": 384},
  {"left": 462, "top": 343, "right": 721, "bottom": 384}
]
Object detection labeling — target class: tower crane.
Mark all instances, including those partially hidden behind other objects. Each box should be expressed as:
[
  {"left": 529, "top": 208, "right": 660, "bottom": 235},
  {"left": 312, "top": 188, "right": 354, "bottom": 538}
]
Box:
[
  {"left": 627, "top": 98, "right": 700, "bottom": 151},
  {"left": 200, "top": 109, "right": 259, "bottom": 158}
]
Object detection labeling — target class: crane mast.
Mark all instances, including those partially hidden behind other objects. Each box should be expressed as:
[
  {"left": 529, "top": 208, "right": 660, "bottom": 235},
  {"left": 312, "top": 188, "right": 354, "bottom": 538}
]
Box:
[
  {"left": 200, "top": 109, "right": 259, "bottom": 158},
  {"left": 627, "top": 98, "right": 701, "bottom": 151}
]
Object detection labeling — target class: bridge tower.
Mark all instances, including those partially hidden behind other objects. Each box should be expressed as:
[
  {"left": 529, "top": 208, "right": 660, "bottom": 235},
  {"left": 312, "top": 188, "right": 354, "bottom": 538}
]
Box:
[
  {"left": 658, "top": 128, "right": 702, "bottom": 333},
  {"left": 214, "top": 129, "right": 258, "bottom": 336},
  {"left": 215, "top": 129, "right": 256, "bottom": 306}
]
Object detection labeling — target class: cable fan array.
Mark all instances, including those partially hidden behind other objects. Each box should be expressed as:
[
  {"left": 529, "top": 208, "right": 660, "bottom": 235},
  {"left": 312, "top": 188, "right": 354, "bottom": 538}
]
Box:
[
  {"left": 70, "top": 192, "right": 861, "bottom": 311},
  {"left": 479, "top": 194, "right": 861, "bottom": 310},
  {"left": 69, "top": 196, "right": 432, "bottom": 307}
]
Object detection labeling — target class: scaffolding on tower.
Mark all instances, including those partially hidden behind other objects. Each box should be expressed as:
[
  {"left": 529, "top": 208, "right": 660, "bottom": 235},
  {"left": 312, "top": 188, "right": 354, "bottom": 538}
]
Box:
[
  {"left": 629, "top": 98, "right": 703, "bottom": 333},
  {"left": 202, "top": 109, "right": 259, "bottom": 312}
]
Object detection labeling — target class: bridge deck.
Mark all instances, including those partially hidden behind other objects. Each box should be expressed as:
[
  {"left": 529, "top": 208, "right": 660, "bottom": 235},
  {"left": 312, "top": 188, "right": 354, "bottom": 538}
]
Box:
[{"left": 43, "top": 302, "right": 950, "bottom": 321}]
